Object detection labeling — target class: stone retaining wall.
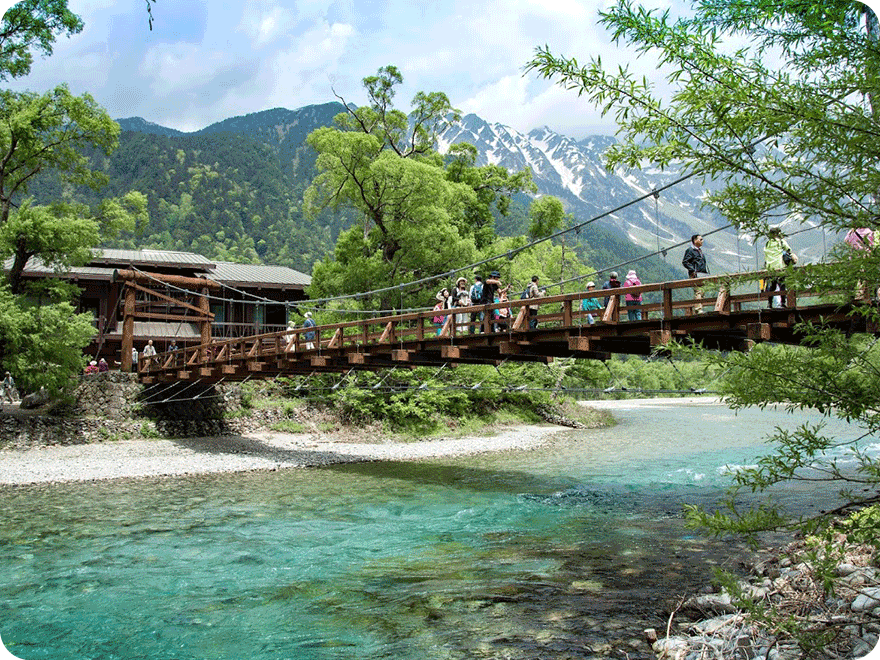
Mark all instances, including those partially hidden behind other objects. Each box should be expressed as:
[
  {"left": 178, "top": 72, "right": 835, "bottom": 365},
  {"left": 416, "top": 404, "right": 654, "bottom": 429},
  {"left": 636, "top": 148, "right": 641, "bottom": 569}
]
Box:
[{"left": 0, "top": 372, "right": 291, "bottom": 448}]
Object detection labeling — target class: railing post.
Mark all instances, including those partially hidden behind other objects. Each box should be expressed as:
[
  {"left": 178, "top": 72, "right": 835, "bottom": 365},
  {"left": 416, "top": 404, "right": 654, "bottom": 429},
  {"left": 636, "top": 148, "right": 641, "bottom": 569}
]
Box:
[
  {"left": 662, "top": 286, "right": 673, "bottom": 320},
  {"left": 563, "top": 299, "right": 572, "bottom": 327}
]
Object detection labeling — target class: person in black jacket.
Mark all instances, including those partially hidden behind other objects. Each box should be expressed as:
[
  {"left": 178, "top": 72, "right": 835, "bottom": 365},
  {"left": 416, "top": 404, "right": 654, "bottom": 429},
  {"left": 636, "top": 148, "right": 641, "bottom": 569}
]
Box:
[
  {"left": 682, "top": 234, "right": 709, "bottom": 314},
  {"left": 601, "top": 271, "right": 622, "bottom": 308}
]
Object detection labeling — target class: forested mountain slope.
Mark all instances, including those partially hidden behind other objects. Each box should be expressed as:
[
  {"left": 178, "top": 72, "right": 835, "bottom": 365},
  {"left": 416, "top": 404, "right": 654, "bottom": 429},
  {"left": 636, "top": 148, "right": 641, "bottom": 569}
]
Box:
[{"left": 24, "top": 103, "right": 712, "bottom": 284}]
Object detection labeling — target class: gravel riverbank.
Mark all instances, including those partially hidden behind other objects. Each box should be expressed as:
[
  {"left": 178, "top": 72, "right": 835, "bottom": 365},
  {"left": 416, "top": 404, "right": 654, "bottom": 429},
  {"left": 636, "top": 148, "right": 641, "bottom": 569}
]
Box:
[{"left": 0, "top": 424, "right": 566, "bottom": 486}]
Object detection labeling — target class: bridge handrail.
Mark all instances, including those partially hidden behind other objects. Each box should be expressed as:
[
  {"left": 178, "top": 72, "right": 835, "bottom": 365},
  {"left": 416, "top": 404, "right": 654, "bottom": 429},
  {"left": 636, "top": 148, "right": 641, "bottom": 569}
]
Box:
[{"left": 139, "top": 265, "right": 825, "bottom": 375}]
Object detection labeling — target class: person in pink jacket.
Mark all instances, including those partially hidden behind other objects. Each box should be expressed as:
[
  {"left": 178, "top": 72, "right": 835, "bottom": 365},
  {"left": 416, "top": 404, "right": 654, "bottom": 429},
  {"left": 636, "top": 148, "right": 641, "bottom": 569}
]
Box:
[{"left": 623, "top": 269, "right": 643, "bottom": 321}]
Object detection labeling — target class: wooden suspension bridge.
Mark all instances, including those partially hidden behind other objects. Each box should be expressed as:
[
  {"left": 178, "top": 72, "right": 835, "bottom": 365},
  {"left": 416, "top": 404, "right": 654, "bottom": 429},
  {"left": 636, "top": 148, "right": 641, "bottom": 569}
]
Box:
[{"left": 134, "top": 269, "right": 878, "bottom": 385}]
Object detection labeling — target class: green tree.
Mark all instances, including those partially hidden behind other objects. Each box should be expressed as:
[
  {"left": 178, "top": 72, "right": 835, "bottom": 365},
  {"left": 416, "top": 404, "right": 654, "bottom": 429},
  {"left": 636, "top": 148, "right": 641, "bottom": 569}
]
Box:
[
  {"left": 527, "top": 0, "right": 880, "bottom": 239},
  {"left": 0, "top": 1, "right": 149, "bottom": 394},
  {"left": 305, "top": 66, "right": 534, "bottom": 311},
  {"left": 0, "top": 85, "right": 122, "bottom": 291},
  {"left": 0, "top": 0, "right": 83, "bottom": 80},
  {"left": 528, "top": 1, "right": 880, "bottom": 651}
]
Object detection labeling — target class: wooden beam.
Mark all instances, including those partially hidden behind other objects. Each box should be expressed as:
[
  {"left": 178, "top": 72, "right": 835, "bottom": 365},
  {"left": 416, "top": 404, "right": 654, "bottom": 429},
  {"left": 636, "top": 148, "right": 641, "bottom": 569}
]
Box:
[
  {"left": 310, "top": 356, "right": 328, "bottom": 367},
  {"left": 747, "top": 322, "right": 771, "bottom": 340},
  {"left": 379, "top": 321, "right": 395, "bottom": 343},
  {"left": 327, "top": 328, "right": 344, "bottom": 349},
  {"left": 499, "top": 341, "right": 522, "bottom": 354},
  {"left": 714, "top": 285, "right": 730, "bottom": 315},
  {"left": 568, "top": 336, "right": 591, "bottom": 352},
  {"left": 601, "top": 295, "right": 619, "bottom": 324},
  {"left": 649, "top": 329, "right": 672, "bottom": 346},
  {"left": 392, "top": 349, "right": 410, "bottom": 361},
  {"left": 121, "top": 284, "right": 135, "bottom": 371},
  {"left": 128, "top": 282, "right": 211, "bottom": 316},
  {"left": 512, "top": 307, "right": 529, "bottom": 332},
  {"left": 348, "top": 353, "right": 366, "bottom": 364},
  {"left": 132, "top": 311, "right": 211, "bottom": 322},
  {"left": 114, "top": 269, "right": 221, "bottom": 290},
  {"left": 441, "top": 345, "right": 461, "bottom": 359}
]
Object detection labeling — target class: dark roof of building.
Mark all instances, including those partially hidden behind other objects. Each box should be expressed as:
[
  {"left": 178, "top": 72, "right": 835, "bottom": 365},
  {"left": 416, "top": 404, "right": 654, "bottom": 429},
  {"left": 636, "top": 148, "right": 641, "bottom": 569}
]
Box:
[
  {"left": 11, "top": 249, "right": 311, "bottom": 289},
  {"left": 210, "top": 261, "right": 311, "bottom": 288},
  {"left": 89, "top": 248, "right": 215, "bottom": 271}
]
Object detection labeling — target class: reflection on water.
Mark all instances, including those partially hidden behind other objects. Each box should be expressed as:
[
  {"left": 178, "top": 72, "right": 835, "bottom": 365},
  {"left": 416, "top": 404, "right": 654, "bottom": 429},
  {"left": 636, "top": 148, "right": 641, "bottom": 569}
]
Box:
[{"left": 0, "top": 403, "right": 867, "bottom": 659}]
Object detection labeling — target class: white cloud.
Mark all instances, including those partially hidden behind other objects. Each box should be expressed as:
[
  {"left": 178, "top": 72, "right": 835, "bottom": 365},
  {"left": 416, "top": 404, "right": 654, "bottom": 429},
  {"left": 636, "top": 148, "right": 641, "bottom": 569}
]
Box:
[
  {"left": 140, "top": 44, "right": 234, "bottom": 96},
  {"left": 238, "top": 1, "right": 297, "bottom": 48}
]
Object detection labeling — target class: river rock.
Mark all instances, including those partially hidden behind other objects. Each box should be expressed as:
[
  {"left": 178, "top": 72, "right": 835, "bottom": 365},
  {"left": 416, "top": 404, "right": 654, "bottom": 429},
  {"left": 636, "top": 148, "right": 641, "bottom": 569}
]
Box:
[
  {"left": 852, "top": 587, "right": 880, "bottom": 612},
  {"left": 682, "top": 592, "right": 737, "bottom": 615}
]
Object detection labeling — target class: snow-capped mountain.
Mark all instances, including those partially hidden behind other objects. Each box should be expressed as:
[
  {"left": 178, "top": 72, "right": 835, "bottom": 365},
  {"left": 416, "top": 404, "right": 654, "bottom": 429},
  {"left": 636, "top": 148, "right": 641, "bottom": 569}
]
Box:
[{"left": 440, "top": 114, "right": 822, "bottom": 273}]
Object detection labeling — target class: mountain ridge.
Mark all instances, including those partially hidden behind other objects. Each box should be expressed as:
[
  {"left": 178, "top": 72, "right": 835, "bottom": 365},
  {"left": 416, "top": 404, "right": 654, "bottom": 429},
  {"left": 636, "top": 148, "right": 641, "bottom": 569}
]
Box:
[{"left": 101, "top": 103, "right": 788, "bottom": 278}]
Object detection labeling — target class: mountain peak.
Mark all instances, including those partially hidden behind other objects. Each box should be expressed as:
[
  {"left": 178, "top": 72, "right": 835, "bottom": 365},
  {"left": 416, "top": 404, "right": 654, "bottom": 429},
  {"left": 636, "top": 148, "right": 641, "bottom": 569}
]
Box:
[{"left": 116, "top": 117, "right": 186, "bottom": 137}]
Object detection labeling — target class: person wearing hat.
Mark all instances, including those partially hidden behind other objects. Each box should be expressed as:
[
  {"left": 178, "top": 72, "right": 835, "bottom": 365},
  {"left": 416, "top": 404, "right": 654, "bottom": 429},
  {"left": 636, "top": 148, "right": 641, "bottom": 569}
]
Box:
[
  {"left": 764, "top": 227, "right": 796, "bottom": 308},
  {"left": 98, "top": 357, "right": 109, "bottom": 373},
  {"left": 302, "top": 311, "right": 317, "bottom": 350},
  {"left": 623, "top": 269, "right": 644, "bottom": 321},
  {"left": 682, "top": 234, "right": 709, "bottom": 314},
  {"left": 602, "top": 271, "right": 622, "bottom": 308},
  {"left": 582, "top": 281, "right": 602, "bottom": 325},
  {"left": 452, "top": 277, "right": 471, "bottom": 334},
  {"left": 84, "top": 360, "right": 99, "bottom": 375}
]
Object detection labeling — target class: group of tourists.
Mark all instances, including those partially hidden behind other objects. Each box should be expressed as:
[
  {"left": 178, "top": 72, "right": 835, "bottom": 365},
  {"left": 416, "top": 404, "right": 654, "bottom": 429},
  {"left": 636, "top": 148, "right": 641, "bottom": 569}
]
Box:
[
  {"left": 682, "top": 229, "right": 802, "bottom": 311},
  {"left": 286, "top": 312, "right": 317, "bottom": 350},
  {"left": 432, "top": 271, "right": 528, "bottom": 334},
  {"left": 580, "top": 269, "right": 644, "bottom": 323},
  {"left": 83, "top": 358, "right": 110, "bottom": 375}
]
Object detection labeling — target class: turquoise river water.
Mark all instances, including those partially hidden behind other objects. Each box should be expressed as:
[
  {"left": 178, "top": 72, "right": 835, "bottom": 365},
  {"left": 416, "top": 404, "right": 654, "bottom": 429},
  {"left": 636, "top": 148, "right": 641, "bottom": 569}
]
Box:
[{"left": 0, "top": 401, "right": 871, "bottom": 659}]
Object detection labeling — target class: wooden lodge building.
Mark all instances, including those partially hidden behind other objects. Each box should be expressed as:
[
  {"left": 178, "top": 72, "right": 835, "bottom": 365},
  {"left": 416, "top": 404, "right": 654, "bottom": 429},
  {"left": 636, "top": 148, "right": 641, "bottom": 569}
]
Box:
[{"left": 12, "top": 248, "right": 311, "bottom": 365}]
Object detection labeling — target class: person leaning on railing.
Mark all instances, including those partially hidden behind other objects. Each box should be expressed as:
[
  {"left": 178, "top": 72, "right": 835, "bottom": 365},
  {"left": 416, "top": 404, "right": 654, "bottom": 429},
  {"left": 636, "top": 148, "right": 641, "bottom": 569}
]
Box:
[
  {"left": 763, "top": 227, "right": 797, "bottom": 309},
  {"left": 581, "top": 281, "right": 602, "bottom": 325},
  {"left": 682, "top": 234, "right": 709, "bottom": 314}
]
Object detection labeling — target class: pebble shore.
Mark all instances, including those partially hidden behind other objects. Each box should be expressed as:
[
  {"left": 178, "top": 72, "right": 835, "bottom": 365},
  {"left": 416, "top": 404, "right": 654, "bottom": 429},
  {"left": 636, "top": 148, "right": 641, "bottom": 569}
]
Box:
[{"left": 0, "top": 424, "right": 564, "bottom": 486}]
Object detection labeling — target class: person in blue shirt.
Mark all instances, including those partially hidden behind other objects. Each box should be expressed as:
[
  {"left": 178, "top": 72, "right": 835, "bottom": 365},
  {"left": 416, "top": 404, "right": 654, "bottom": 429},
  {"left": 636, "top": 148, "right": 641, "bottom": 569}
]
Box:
[
  {"left": 303, "top": 312, "right": 317, "bottom": 350},
  {"left": 582, "top": 281, "right": 603, "bottom": 325}
]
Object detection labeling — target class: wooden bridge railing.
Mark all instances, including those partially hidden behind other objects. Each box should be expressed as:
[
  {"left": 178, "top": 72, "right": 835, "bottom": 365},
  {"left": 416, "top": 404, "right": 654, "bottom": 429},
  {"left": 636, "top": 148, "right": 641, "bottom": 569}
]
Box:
[{"left": 137, "top": 267, "right": 851, "bottom": 380}]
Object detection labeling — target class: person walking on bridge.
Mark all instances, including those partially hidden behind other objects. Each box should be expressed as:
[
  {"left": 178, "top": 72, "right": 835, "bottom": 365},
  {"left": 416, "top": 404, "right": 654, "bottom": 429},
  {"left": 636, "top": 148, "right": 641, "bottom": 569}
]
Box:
[
  {"left": 682, "top": 234, "right": 709, "bottom": 314},
  {"left": 763, "top": 227, "right": 796, "bottom": 308},
  {"left": 623, "top": 270, "right": 643, "bottom": 321},
  {"left": 302, "top": 312, "right": 317, "bottom": 350}
]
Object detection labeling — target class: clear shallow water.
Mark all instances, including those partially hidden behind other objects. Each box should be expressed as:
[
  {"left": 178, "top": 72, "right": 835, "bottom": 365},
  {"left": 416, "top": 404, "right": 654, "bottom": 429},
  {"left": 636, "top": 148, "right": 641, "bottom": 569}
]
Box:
[{"left": 0, "top": 402, "right": 869, "bottom": 659}]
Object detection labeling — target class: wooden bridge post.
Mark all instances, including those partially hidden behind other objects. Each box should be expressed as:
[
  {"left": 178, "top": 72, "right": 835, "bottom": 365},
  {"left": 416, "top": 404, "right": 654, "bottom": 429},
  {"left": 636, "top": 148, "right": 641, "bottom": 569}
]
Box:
[
  {"left": 199, "top": 286, "right": 211, "bottom": 362},
  {"left": 662, "top": 287, "right": 673, "bottom": 319},
  {"left": 563, "top": 299, "right": 573, "bottom": 327},
  {"left": 121, "top": 284, "right": 135, "bottom": 371}
]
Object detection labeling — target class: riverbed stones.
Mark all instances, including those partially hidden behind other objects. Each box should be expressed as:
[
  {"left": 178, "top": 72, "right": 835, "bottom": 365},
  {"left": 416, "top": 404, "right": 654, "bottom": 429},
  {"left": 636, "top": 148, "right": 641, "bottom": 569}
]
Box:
[
  {"left": 851, "top": 586, "right": 880, "bottom": 612},
  {"left": 658, "top": 537, "right": 880, "bottom": 660}
]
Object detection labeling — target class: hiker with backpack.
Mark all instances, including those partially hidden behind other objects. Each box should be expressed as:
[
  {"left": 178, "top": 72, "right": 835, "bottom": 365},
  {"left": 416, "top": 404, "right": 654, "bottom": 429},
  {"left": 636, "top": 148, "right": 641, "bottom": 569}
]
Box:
[
  {"left": 469, "top": 275, "right": 485, "bottom": 334},
  {"left": 484, "top": 271, "right": 509, "bottom": 332}
]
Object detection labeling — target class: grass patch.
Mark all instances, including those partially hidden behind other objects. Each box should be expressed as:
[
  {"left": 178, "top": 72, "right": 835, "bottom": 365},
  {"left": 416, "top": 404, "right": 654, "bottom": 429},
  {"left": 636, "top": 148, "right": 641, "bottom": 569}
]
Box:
[{"left": 270, "top": 420, "right": 306, "bottom": 433}]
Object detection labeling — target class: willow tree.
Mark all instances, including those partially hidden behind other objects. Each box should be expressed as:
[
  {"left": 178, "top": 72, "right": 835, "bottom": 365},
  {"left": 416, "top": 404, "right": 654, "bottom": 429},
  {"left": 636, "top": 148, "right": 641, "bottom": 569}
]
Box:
[
  {"left": 0, "top": 0, "right": 149, "bottom": 394},
  {"left": 528, "top": 2, "right": 880, "bottom": 649},
  {"left": 305, "top": 65, "right": 535, "bottom": 312}
]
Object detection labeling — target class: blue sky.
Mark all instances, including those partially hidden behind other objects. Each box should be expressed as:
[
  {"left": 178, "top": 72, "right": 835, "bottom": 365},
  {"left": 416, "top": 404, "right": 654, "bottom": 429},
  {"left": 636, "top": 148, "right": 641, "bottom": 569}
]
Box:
[
  {"left": 2, "top": 0, "right": 880, "bottom": 138},
  {"left": 0, "top": 0, "right": 669, "bottom": 137}
]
